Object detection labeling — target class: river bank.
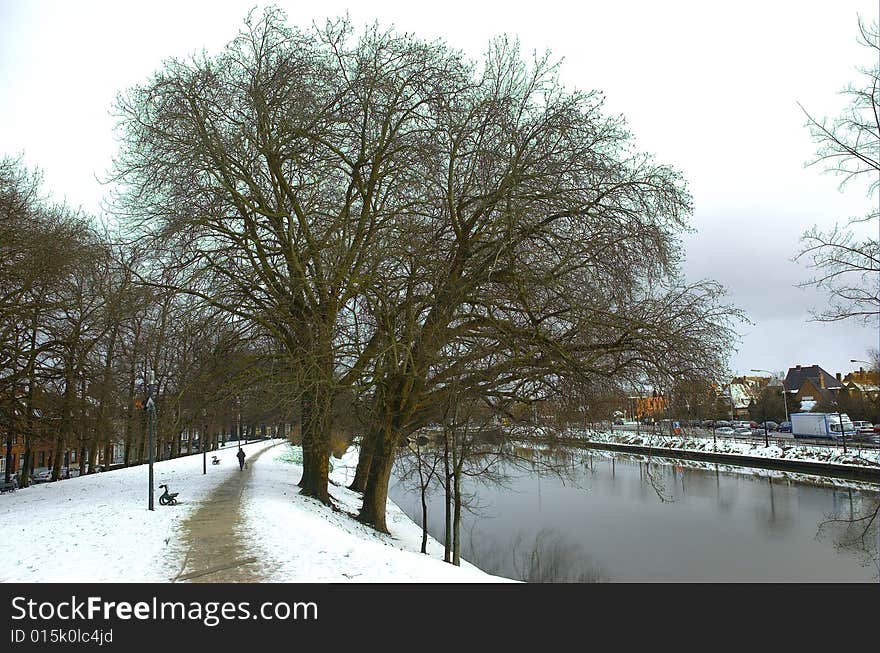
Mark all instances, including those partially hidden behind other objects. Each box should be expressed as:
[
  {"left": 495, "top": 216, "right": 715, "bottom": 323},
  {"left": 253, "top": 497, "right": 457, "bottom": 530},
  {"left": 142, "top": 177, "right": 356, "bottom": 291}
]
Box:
[
  {"left": 514, "top": 427, "right": 880, "bottom": 482},
  {"left": 390, "top": 439, "right": 880, "bottom": 582}
]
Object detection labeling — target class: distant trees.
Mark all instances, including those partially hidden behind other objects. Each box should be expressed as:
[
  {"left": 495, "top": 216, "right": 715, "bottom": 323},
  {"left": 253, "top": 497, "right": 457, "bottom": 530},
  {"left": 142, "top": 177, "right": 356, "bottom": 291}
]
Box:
[
  {"left": 748, "top": 384, "right": 788, "bottom": 423},
  {"left": 0, "top": 155, "right": 106, "bottom": 483},
  {"left": 799, "top": 18, "right": 880, "bottom": 325},
  {"left": 1, "top": 153, "right": 293, "bottom": 484},
  {"left": 669, "top": 377, "right": 724, "bottom": 421}
]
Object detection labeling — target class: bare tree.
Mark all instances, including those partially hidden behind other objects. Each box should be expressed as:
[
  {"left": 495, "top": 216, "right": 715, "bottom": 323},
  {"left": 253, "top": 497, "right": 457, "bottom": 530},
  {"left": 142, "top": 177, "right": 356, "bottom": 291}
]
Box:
[
  {"left": 353, "top": 38, "right": 741, "bottom": 532},
  {"left": 798, "top": 18, "right": 880, "bottom": 324},
  {"left": 112, "top": 9, "right": 468, "bottom": 504}
]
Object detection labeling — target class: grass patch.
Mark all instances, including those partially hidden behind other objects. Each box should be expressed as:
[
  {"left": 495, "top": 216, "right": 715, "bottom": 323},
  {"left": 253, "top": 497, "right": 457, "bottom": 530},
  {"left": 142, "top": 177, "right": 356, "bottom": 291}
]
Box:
[{"left": 276, "top": 444, "right": 333, "bottom": 472}]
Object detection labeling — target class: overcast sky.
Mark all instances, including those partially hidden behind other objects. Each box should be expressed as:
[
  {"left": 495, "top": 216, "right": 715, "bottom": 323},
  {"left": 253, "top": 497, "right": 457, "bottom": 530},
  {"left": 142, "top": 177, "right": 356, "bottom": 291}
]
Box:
[{"left": 1, "top": 0, "right": 878, "bottom": 379}]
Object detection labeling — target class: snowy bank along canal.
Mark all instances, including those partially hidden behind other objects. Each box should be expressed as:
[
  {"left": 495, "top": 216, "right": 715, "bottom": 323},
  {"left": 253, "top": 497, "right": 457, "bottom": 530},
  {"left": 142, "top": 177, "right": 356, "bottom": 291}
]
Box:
[{"left": 388, "top": 444, "right": 880, "bottom": 582}]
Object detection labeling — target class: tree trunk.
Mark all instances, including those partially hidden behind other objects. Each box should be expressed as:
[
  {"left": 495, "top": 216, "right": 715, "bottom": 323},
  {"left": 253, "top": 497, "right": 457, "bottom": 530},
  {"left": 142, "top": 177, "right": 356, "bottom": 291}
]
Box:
[
  {"left": 358, "top": 422, "right": 398, "bottom": 533},
  {"left": 20, "top": 449, "right": 32, "bottom": 486},
  {"left": 452, "top": 427, "right": 461, "bottom": 566},
  {"left": 299, "top": 382, "right": 332, "bottom": 504},
  {"left": 349, "top": 428, "right": 376, "bottom": 492},
  {"left": 4, "top": 434, "right": 13, "bottom": 484},
  {"left": 417, "top": 442, "right": 428, "bottom": 554},
  {"left": 78, "top": 444, "right": 87, "bottom": 476},
  {"left": 443, "top": 428, "right": 452, "bottom": 563},
  {"left": 88, "top": 444, "right": 99, "bottom": 474},
  {"left": 20, "top": 312, "right": 40, "bottom": 488},
  {"left": 52, "top": 370, "right": 75, "bottom": 481}
]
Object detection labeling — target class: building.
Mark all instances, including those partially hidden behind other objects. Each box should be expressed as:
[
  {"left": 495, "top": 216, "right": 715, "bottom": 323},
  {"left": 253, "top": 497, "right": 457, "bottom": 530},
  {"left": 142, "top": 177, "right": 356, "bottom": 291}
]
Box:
[
  {"left": 723, "top": 376, "right": 770, "bottom": 418},
  {"left": 626, "top": 392, "right": 667, "bottom": 420},
  {"left": 783, "top": 364, "right": 844, "bottom": 412},
  {"left": 2, "top": 433, "right": 61, "bottom": 478},
  {"left": 842, "top": 367, "right": 879, "bottom": 400}
]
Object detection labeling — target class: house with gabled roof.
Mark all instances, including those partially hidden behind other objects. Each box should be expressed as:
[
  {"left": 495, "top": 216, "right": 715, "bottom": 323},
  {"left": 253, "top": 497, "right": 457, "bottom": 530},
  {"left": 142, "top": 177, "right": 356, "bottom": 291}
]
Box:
[
  {"left": 842, "top": 367, "right": 879, "bottom": 399},
  {"left": 783, "top": 364, "right": 844, "bottom": 412}
]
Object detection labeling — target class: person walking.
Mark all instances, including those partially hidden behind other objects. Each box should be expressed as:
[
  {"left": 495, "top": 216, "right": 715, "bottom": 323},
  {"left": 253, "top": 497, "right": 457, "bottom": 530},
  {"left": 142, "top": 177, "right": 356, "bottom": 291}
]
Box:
[{"left": 237, "top": 447, "right": 245, "bottom": 471}]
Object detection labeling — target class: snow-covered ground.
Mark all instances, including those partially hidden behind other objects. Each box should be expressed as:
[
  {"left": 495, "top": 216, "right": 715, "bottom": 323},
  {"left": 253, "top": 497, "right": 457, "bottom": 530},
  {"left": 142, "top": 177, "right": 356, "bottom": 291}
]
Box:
[
  {"left": 238, "top": 444, "right": 509, "bottom": 582},
  {"left": 0, "top": 440, "right": 277, "bottom": 582},
  {"left": 1, "top": 438, "right": 506, "bottom": 583},
  {"left": 536, "top": 427, "right": 880, "bottom": 469}
]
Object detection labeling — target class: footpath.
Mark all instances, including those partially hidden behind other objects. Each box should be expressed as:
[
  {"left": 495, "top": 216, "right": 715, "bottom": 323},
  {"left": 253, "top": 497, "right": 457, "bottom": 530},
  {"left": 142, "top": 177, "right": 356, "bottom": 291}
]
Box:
[{"left": 173, "top": 443, "right": 280, "bottom": 582}]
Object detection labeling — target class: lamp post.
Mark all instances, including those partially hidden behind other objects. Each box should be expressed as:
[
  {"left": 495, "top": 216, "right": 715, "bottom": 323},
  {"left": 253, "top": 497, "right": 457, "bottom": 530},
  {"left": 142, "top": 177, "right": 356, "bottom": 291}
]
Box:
[
  {"left": 145, "top": 369, "right": 156, "bottom": 511},
  {"left": 202, "top": 407, "right": 207, "bottom": 475},
  {"left": 236, "top": 396, "right": 242, "bottom": 449}
]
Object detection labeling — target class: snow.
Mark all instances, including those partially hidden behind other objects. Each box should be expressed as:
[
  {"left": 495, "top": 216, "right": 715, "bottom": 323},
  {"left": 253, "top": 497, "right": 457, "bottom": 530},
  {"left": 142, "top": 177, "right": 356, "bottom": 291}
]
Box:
[
  {"left": 579, "top": 446, "right": 879, "bottom": 492},
  {"left": 1, "top": 438, "right": 507, "bottom": 583},
  {"left": 237, "top": 444, "right": 510, "bottom": 582},
  {"left": 0, "top": 440, "right": 276, "bottom": 582},
  {"left": 548, "top": 428, "right": 880, "bottom": 469}
]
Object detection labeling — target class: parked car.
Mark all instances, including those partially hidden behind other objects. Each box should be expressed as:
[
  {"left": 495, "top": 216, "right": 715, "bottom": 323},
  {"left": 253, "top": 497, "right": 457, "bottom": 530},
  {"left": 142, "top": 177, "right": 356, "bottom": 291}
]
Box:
[
  {"left": 701, "top": 419, "right": 715, "bottom": 428},
  {"left": 715, "top": 427, "right": 735, "bottom": 435},
  {"left": 31, "top": 469, "right": 53, "bottom": 483},
  {"left": 734, "top": 427, "right": 753, "bottom": 436},
  {"left": 851, "top": 421, "right": 874, "bottom": 434},
  {"left": 778, "top": 422, "right": 792, "bottom": 433},
  {"left": 749, "top": 421, "right": 759, "bottom": 429},
  {"left": 715, "top": 420, "right": 732, "bottom": 428}
]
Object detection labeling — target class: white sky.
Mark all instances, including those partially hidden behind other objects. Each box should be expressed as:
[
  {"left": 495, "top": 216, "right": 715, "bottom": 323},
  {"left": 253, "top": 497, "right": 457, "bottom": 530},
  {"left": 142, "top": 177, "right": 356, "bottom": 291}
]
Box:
[{"left": 1, "top": 0, "right": 878, "bottom": 379}]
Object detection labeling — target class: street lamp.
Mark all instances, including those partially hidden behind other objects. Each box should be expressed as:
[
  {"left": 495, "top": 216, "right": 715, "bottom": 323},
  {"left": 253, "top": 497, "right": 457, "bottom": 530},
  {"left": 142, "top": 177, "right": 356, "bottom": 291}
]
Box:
[
  {"left": 145, "top": 369, "right": 156, "bottom": 511},
  {"left": 202, "top": 408, "right": 207, "bottom": 475},
  {"left": 236, "top": 396, "right": 242, "bottom": 448}
]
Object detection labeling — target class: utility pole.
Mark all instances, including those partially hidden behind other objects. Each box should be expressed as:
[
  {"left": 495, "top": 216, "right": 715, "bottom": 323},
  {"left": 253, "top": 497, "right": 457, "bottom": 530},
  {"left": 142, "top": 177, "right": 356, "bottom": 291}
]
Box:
[{"left": 145, "top": 369, "right": 156, "bottom": 511}]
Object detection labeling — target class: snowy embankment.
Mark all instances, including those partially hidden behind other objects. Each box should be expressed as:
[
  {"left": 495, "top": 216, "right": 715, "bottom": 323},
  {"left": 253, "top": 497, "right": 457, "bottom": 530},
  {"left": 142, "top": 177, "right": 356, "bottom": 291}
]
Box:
[
  {"left": 2, "top": 439, "right": 507, "bottom": 583},
  {"left": 238, "top": 443, "right": 510, "bottom": 582},
  {"left": 539, "top": 427, "right": 880, "bottom": 469},
  {"left": 1, "top": 440, "right": 277, "bottom": 582},
  {"left": 577, "top": 446, "right": 880, "bottom": 491}
]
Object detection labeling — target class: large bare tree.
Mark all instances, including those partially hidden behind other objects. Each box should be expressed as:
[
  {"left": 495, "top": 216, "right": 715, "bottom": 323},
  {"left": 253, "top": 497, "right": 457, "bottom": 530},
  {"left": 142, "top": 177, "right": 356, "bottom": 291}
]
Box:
[
  {"left": 112, "top": 8, "right": 468, "bottom": 503},
  {"left": 351, "top": 39, "right": 740, "bottom": 531}
]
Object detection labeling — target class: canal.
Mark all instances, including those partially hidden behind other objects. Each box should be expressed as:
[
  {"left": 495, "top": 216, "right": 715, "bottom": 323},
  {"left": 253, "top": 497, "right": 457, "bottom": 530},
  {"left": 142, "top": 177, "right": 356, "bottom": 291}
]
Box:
[{"left": 388, "top": 445, "right": 880, "bottom": 582}]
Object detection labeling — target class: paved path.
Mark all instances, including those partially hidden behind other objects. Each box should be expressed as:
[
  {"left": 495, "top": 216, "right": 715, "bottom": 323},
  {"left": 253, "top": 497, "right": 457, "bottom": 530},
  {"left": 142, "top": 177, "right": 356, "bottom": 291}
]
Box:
[{"left": 173, "top": 443, "right": 279, "bottom": 583}]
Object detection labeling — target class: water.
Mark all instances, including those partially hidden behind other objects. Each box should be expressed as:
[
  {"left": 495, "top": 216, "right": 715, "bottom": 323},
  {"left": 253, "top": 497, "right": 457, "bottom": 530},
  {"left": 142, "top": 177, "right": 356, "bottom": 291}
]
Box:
[{"left": 389, "top": 445, "right": 880, "bottom": 582}]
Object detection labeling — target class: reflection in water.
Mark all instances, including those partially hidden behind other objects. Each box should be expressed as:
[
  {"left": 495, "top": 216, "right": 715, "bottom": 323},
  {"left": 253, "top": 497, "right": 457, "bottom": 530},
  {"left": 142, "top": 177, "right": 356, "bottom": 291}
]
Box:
[
  {"left": 818, "top": 491, "right": 880, "bottom": 574},
  {"left": 390, "top": 444, "right": 880, "bottom": 582},
  {"left": 466, "top": 528, "right": 605, "bottom": 582}
]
